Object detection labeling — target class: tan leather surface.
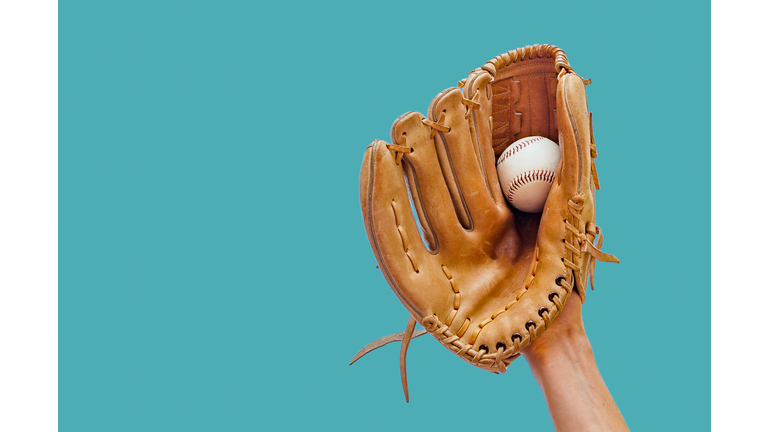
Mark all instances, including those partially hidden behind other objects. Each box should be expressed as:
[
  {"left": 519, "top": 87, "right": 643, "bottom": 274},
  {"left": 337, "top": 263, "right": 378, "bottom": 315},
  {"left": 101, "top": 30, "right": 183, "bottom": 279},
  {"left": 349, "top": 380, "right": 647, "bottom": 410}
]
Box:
[{"left": 358, "top": 44, "right": 617, "bottom": 375}]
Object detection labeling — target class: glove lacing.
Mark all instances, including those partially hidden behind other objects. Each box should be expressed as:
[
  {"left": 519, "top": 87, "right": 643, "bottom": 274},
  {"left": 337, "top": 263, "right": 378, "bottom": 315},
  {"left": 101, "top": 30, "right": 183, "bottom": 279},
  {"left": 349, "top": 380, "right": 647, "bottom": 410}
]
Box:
[{"left": 565, "top": 196, "right": 619, "bottom": 294}]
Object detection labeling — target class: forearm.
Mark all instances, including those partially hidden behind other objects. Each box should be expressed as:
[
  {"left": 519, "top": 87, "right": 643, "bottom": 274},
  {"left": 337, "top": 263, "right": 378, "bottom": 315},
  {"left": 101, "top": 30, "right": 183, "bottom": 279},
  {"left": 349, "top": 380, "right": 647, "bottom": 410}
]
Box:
[{"left": 524, "top": 328, "right": 629, "bottom": 432}]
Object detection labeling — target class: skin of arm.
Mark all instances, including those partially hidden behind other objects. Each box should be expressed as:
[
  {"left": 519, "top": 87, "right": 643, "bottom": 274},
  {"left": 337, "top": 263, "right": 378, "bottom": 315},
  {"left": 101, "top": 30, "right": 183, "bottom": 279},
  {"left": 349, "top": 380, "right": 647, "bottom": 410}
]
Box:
[{"left": 521, "top": 292, "right": 630, "bottom": 432}]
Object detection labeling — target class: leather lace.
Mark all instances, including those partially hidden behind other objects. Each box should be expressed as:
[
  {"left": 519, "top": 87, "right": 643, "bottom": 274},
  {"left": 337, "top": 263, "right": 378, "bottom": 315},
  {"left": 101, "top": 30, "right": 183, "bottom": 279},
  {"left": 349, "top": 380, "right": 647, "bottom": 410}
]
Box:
[
  {"left": 565, "top": 197, "right": 619, "bottom": 293},
  {"left": 386, "top": 139, "right": 412, "bottom": 165},
  {"left": 386, "top": 96, "right": 479, "bottom": 164}
]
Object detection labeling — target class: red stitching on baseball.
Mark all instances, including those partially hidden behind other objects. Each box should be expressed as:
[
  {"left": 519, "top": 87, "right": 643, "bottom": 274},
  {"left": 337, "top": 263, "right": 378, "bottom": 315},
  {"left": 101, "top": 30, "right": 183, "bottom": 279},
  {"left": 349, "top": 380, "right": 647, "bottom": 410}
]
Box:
[
  {"left": 496, "top": 137, "right": 545, "bottom": 166},
  {"left": 506, "top": 169, "right": 556, "bottom": 203}
]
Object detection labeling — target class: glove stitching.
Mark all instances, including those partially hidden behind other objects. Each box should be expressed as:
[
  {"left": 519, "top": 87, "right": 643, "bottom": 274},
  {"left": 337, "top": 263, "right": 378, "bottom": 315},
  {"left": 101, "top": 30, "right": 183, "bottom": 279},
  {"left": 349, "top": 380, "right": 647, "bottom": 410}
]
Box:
[
  {"left": 502, "top": 71, "right": 557, "bottom": 80},
  {"left": 468, "top": 246, "right": 541, "bottom": 346},
  {"left": 390, "top": 200, "right": 419, "bottom": 273},
  {"left": 417, "top": 274, "right": 567, "bottom": 374},
  {"left": 441, "top": 265, "right": 460, "bottom": 326}
]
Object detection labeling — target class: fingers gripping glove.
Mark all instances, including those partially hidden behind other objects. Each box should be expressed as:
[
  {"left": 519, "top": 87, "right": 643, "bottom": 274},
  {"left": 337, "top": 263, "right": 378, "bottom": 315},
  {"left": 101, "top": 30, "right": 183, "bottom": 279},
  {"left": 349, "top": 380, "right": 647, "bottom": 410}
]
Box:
[{"left": 351, "top": 45, "right": 618, "bottom": 402}]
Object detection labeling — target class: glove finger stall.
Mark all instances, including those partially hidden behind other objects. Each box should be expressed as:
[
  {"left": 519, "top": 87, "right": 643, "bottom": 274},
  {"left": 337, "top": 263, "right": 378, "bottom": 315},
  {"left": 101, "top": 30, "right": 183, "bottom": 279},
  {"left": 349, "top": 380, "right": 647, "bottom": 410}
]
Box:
[
  {"left": 390, "top": 112, "right": 462, "bottom": 254},
  {"left": 359, "top": 139, "right": 453, "bottom": 320},
  {"left": 428, "top": 88, "right": 498, "bottom": 231},
  {"left": 462, "top": 70, "right": 505, "bottom": 206}
]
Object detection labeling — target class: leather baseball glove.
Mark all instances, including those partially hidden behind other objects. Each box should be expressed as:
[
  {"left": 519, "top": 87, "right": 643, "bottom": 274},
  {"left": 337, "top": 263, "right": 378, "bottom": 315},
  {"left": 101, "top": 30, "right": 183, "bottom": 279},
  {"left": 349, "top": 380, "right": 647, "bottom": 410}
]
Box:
[{"left": 351, "top": 44, "right": 618, "bottom": 401}]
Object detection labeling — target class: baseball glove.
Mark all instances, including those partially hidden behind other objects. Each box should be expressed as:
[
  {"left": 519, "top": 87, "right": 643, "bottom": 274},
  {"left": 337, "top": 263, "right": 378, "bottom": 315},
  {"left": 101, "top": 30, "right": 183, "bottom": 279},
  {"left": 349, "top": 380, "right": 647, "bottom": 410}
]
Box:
[{"left": 351, "top": 44, "right": 618, "bottom": 401}]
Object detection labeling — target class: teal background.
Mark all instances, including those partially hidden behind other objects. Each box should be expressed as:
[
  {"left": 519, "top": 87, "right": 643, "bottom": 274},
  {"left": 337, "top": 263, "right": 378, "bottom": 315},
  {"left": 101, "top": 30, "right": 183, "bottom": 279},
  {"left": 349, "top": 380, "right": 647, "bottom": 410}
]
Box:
[{"left": 60, "top": 1, "right": 710, "bottom": 430}]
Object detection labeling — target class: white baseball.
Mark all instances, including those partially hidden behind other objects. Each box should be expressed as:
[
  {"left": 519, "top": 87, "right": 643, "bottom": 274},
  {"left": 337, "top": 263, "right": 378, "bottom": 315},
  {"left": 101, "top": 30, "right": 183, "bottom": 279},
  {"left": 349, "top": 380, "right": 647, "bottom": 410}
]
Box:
[{"left": 496, "top": 136, "right": 561, "bottom": 213}]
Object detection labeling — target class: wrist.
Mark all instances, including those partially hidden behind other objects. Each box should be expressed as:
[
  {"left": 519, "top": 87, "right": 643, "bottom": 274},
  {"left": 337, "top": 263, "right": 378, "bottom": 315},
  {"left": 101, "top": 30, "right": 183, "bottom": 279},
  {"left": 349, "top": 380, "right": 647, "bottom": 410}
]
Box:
[{"left": 523, "top": 320, "right": 592, "bottom": 370}]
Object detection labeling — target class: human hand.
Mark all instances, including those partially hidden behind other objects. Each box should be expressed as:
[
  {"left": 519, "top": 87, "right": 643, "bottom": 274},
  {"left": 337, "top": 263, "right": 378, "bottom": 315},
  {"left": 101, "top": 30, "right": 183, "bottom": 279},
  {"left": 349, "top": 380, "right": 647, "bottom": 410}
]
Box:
[
  {"left": 522, "top": 289, "right": 589, "bottom": 366},
  {"left": 521, "top": 295, "right": 630, "bottom": 432}
]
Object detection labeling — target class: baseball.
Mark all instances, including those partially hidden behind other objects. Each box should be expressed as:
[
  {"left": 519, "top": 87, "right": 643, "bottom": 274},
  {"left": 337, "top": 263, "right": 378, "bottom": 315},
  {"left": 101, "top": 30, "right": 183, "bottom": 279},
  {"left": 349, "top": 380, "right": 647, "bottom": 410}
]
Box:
[{"left": 496, "top": 136, "right": 561, "bottom": 213}]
